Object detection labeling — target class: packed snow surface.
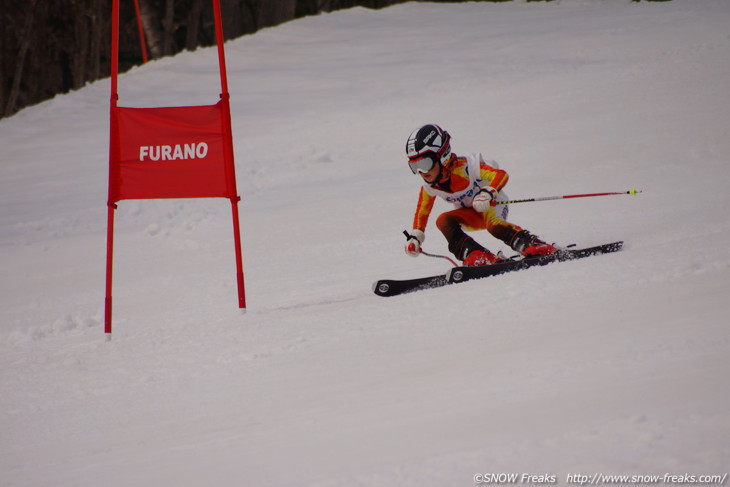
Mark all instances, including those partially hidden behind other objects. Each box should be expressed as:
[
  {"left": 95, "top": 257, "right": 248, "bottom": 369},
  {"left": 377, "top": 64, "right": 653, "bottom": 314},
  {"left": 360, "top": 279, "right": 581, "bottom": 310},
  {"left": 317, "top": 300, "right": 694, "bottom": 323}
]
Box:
[{"left": 2, "top": 1, "right": 729, "bottom": 485}]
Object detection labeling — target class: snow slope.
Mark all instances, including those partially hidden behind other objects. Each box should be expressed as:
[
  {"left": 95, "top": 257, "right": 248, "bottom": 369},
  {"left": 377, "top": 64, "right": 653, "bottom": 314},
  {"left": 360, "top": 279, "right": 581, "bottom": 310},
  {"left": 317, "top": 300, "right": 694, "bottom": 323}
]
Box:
[{"left": 2, "top": 1, "right": 730, "bottom": 485}]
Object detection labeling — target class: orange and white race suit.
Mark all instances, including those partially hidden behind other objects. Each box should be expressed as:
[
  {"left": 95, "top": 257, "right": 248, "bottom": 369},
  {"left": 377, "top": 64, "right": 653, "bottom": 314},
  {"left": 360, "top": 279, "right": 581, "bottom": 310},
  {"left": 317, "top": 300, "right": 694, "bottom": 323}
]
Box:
[{"left": 411, "top": 153, "right": 525, "bottom": 259}]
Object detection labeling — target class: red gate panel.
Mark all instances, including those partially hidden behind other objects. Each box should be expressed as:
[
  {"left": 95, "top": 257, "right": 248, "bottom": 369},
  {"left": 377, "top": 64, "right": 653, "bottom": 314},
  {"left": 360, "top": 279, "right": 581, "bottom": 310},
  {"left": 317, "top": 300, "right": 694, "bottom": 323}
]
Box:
[{"left": 109, "top": 102, "right": 235, "bottom": 202}]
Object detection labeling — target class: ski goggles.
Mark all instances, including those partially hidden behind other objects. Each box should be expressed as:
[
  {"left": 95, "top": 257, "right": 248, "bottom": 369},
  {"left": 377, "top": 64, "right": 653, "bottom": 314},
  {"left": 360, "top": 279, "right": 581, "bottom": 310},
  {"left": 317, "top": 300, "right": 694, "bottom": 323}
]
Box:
[{"left": 408, "top": 153, "right": 438, "bottom": 174}]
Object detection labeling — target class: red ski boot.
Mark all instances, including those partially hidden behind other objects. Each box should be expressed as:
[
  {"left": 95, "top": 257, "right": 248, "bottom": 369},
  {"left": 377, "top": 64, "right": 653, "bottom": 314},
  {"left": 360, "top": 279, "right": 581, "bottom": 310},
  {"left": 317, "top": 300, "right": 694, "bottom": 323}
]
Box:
[
  {"left": 522, "top": 241, "right": 559, "bottom": 257},
  {"left": 511, "top": 230, "right": 559, "bottom": 257},
  {"left": 462, "top": 249, "right": 500, "bottom": 267}
]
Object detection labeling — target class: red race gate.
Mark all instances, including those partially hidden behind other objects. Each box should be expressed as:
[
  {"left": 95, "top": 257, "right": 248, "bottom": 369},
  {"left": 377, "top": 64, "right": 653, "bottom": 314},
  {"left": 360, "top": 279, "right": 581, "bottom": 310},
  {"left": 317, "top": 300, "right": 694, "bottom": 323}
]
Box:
[{"left": 105, "top": 0, "right": 245, "bottom": 338}]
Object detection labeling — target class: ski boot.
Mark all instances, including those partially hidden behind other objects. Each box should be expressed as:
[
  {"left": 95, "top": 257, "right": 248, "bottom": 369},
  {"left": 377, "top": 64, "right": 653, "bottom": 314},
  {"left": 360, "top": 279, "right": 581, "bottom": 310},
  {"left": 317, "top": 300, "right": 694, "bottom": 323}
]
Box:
[
  {"left": 463, "top": 249, "right": 501, "bottom": 267},
  {"left": 510, "top": 230, "right": 559, "bottom": 257}
]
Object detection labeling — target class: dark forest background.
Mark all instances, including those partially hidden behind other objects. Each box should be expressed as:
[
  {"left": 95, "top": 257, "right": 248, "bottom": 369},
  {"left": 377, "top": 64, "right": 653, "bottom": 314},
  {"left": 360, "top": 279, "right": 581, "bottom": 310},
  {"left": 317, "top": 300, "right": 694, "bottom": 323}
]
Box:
[{"left": 0, "top": 0, "right": 666, "bottom": 119}]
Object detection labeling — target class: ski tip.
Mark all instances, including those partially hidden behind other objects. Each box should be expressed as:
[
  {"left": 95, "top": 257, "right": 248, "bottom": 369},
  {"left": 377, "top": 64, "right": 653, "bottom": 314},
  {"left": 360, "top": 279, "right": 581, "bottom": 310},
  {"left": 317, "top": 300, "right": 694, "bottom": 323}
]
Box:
[
  {"left": 373, "top": 280, "right": 390, "bottom": 296},
  {"left": 629, "top": 188, "right": 642, "bottom": 195}
]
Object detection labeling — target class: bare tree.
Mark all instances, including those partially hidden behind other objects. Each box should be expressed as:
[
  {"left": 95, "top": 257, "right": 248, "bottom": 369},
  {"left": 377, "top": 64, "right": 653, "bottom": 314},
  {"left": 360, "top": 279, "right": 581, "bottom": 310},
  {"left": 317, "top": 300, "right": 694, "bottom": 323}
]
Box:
[
  {"left": 256, "top": 0, "right": 297, "bottom": 29},
  {"left": 4, "top": 0, "right": 39, "bottom": 117},
  {"left": 89, "top": 0, "right": 103, "bottom": 80},
  {"left": 162, "top": 0, "right": 176, "bottom": 55},
  {"left": 1, "top": 0, "right": 424, "bottom": 119},
  {"left": 185, "top": 0, "right": 206, "bottom": 50},
  {"left": 138, "top": 0, "right": 165, "bottom": 58}
]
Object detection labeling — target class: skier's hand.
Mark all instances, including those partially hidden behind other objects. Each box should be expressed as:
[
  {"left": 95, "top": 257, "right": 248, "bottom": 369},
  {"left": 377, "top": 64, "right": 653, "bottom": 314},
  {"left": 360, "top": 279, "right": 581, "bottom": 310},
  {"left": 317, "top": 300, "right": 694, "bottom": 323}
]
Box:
[
  {"left": 473, "top": 186, "right": 497, "bottom": 212},
  {"left": 404, "top": 229, "right": 425, "bottom": 257}
]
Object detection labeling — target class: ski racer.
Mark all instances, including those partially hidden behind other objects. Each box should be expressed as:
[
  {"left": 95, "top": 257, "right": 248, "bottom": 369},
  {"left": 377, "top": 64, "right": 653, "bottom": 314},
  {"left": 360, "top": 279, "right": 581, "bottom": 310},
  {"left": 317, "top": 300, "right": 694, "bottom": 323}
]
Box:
[{"left": 404, "top": 124, "right": 558, "bottom": 266}]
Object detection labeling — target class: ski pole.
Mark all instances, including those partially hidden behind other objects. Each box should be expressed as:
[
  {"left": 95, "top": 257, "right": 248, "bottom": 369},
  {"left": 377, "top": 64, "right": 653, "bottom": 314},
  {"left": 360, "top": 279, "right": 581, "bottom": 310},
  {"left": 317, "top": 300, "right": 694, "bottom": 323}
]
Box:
[
  {"left": 495, "top": 188, "right": 641, "bottom": 205},
  {"left": 420, "top": 249, "right": 459, "bottom": 267},
  {"left": 403, "top": 230, "right": 459, "bottom": 266}
]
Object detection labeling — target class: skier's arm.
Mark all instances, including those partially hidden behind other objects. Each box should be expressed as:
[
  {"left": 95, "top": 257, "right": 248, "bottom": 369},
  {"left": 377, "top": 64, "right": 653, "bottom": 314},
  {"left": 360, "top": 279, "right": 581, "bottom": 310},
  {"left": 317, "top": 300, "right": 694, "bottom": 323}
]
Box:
[
  {"left": 479, "top": 162, "right": 509, "bottom": 192},
  {"left": 405, "top": 188, "right": 436, "bottom": 257},
  {"left": 412, "top": 187, "right": 436, "bottom": 232}
]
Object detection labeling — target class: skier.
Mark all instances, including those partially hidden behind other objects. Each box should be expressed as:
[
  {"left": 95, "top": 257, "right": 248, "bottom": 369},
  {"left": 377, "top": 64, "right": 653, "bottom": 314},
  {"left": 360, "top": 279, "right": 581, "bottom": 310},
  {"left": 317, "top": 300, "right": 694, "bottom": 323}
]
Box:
[{"left": 404, "top": 124, "right": 558, "bottom": 266}]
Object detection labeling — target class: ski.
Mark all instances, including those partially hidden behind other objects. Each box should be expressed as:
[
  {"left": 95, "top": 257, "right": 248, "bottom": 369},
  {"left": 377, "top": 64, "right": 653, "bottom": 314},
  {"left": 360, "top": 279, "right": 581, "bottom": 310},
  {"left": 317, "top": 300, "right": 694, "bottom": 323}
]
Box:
[
  {"left": 447, "top": 241, "right": 623, "bottom": 284},
  {"left": 373, "top": 241, "right": 623, "bottom": 297},
  {"left": 373, "top": 274, "right": 449, "bottom": 297}
]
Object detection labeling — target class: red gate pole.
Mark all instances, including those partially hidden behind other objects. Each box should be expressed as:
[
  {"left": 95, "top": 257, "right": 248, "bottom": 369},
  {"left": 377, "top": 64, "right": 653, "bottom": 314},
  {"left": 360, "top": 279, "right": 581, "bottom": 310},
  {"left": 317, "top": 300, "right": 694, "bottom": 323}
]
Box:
[
  {"left": 104, "top": 205, "right": 116, "bottom": 337},
  {"left": 212, "top": 0, "right": 246, "bottom": 311},
  {"left": 105, "top": 0, "right": 121, "bottom": 337},
  {"left": 132, "top": 0, "right": 149, "bottom": 63},
  {"left": 230, "top": 198, "right": 246, "bottom": 310},
  {"left": 213, "top": 0, "right": 230, "bottom": 96}
]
